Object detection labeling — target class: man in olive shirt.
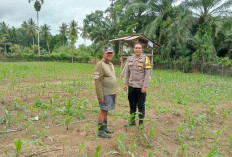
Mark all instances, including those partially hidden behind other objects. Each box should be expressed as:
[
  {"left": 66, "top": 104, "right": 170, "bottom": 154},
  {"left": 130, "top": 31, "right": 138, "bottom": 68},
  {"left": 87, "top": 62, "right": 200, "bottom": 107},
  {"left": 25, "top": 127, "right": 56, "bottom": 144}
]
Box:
[
  {"left": 94, "top": 46, "right": 117, "bottom": 138},
  {"left": 124, "top": 42, "right": 151, "bottom": 129}
]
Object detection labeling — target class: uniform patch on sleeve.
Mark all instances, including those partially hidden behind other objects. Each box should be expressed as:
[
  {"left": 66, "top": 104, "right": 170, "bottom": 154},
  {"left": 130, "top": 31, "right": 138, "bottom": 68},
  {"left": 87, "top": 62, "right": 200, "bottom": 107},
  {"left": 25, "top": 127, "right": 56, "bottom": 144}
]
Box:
[
  {"left": 94, "top": 72, "right": 100, "bottom": 79},
  {"left": 128, "top": 62, "right": 133, "bottom": 66},
  {"left": 145, "top": 57, "right": 151, "bottom": 69}
]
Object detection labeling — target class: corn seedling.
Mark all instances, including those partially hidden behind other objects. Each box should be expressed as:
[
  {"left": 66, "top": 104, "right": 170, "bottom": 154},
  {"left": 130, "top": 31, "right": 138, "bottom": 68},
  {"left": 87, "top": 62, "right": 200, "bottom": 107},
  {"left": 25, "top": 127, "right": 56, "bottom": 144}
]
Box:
[
  {"left": 228, "top": 134, "right": 232, "bottom": 148},
  {"left": 14, "top": 139, "right": 23, "bottom": 157},
  {"left": 206, "top": 141, "right": 226, "bottom": 157},
  {"left": 65, "top": 115, "right": 72, "bottom": 130},
  {"left": 129, "top": 138, "right": 137, "bottom": 156},
  {"left": 174, "top": 141, "right": 189, "bottom": 157},
  {"left": 85, "top": 123, "right": 90, "bottom": 136},
  {"left": 94, "top": 145, "right": 101, "bottom": 157},
  {"left": 114, "top": 133, "right": 127, "bottom": 153}
]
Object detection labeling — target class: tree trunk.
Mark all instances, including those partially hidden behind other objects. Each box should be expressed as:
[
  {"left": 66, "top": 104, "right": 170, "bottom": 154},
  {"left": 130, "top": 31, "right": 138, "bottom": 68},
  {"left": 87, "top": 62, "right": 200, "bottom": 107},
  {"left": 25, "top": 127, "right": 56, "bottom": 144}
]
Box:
[
  {"left": 4, "top": 44, "right": 7, "bottom": 53},
  {"left": 47, "top": 41, "right": 50, "bottom": 54},
  {"left": 37, "top": 11, "right": 40, "bottom": 56},
  {"left": 32, "top": 37, "right": 34, "bottom": 45},
  {"left": 63, "top": 36, "right": 65, "bottom": 46},
  {"left": 72, "top": 46, "right": 74, "bottom": 63}
]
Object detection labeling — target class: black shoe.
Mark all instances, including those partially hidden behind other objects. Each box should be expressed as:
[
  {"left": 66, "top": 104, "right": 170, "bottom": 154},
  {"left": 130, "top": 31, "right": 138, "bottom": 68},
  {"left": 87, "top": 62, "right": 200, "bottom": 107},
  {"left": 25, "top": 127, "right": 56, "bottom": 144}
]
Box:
[
  {"left": 124, "top": 122, "right": 136, "bottom": 127},
  {"left": 139, "top": 125, "right": 144, "bottom": 130},
  {"left": 139, "top": 123, "right": 144, "bottom": 130}
]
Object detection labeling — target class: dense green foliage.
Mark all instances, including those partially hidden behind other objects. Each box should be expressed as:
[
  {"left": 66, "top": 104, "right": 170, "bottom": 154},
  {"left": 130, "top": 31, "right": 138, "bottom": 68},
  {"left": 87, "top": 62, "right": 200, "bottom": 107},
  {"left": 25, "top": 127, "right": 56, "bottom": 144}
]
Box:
[
  {"left": 82, "top": 0, "right": 232, "bottom": 65},
  {"left": 1, "top": 0, "right": 232, "bottom": 67}
]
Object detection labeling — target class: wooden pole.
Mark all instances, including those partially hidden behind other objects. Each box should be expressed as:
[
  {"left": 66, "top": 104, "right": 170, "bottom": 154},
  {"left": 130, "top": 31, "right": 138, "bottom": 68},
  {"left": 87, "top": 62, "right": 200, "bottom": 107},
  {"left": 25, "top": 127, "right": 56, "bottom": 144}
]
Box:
[
  {"left": 120, "top": 41, "right": 124, "bottom": 71},
  {"left": 151, "top": 48, "right": 154, "bottom": 76}
]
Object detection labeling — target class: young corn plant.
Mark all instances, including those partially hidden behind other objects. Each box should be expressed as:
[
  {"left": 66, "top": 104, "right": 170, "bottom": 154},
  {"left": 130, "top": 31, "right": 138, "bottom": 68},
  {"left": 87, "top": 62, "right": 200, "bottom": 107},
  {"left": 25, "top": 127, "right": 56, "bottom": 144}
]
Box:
[
  {"left": 206, "top": 141, "right": 226, "bottom": 157},
  {"left": 65, "top": 115, "right": 72, "bottom": 130},
  {"left": 177, "top": 123, "right": 187, "bottom": 142},
  {"left": 174, "top": 140, "right": 189, "bottom": 157},
  {"left": 114, "top": 133, "right": 127, "bottom": 153},
  {"left": 228, "top": 134, "right": 232, "bottom": 148},
  {"left": 14, "top": 139, "right": 23, "bottom": 157},
  {"left": 25, "top": 120, "right": 31, "bottom": 134},
  {"left": 78, "top": 141, "right": 85, "bottom": 154},
  {"left": 143, "top": 124, "right": 156, "bottom": 148},
  {"left": 85, "top": 123, "right": 90, "bottom": 136},
  {"left": 94, "top": 145, "right": 101, "bottom": 157},
  {"left": 4, "top": 106, "right": 11, "bottom": 128},
  {"left": 129, "top": 138, "right": 137, "bottom": 156}
]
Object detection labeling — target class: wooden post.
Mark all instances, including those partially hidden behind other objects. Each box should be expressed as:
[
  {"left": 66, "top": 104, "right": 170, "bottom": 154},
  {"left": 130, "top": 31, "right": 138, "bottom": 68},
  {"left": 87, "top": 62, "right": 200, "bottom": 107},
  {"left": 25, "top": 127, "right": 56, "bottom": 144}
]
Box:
[
  {"left": 120, "top": 41, "right": 124, "bottom": 71},
  {"left": 151, "top": 48, "right": 154, "bottom": 76}
]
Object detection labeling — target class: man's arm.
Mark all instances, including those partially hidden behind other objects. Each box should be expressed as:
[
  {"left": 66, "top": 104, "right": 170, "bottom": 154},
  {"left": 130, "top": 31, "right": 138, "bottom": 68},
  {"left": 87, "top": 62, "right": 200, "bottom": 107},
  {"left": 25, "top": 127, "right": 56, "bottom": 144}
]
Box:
[{"left": 94, "top": 62, "right": 104, "bottom": 99}]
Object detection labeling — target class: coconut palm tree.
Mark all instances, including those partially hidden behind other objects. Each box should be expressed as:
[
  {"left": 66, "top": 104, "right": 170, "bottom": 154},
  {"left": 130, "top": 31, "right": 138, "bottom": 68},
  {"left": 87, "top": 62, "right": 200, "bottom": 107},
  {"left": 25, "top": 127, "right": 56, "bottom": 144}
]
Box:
[
  {"left": 68, "top": 20, "right": 79, "bottom": 63},
  {"left": 0, "top": 37, "right": 9, "bottom": 53},
  {"left": 59, "top": 23, "right": 68, "bottom": 46},
  {"left": 0, "top": 22, "right": 9, "bottom": 36},
  {"left": 28, "top": 0, "right": 44, "bottom": 55},
  {"left": 41, "top": 24, "right": 51, "bottom": 53},
  {"left": 22, "top": 18, "right": 36, "bottom": 45},
  {"left": 183, "top": 0, "right": 232, "bottom": 24},
  {"left": 0, "top": 22, "right": 10, "bottom": 53}
]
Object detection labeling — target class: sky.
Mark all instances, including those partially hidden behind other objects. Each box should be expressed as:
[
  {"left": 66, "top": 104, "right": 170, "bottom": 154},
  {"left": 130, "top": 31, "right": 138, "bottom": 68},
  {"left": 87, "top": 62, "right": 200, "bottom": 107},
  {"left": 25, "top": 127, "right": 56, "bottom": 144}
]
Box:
[{"left": 0, "top": 0, "right": 110, "bottom": 46}]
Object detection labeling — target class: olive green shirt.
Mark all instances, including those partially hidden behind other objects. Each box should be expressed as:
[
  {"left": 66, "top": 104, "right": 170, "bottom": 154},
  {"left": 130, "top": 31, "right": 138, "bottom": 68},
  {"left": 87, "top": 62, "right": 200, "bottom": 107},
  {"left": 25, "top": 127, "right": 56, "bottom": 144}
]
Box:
[
  {"left": 94, "top": 58, "right": 117, "bottom": 98},
  {"left": 124, "top": 54, "right": 151, "bottom": 88}
]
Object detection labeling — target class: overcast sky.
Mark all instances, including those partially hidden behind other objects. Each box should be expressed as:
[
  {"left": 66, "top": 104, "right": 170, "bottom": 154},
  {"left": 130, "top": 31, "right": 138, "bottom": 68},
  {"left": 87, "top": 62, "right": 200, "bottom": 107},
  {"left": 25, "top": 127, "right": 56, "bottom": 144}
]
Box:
[{"left": 0, "top": 0, "right": 110, "bottom": 46}]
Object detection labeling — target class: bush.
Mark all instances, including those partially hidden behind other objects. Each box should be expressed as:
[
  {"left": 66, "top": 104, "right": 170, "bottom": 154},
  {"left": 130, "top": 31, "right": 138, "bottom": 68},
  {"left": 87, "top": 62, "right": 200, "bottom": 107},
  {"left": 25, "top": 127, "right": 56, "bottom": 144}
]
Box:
[
  {"left": 217, "top": 57, "right": 232, "bottom": 66},
  {"left": 5, "top": 51, "right": 90, "bottom": 63}
]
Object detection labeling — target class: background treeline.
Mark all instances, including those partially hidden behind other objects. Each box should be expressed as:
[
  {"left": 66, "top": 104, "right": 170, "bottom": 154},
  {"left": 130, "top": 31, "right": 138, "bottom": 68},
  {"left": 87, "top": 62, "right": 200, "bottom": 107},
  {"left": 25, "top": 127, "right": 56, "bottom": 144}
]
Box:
[{"left": 1, "top": 0, "right": 232, "bottom": 69}]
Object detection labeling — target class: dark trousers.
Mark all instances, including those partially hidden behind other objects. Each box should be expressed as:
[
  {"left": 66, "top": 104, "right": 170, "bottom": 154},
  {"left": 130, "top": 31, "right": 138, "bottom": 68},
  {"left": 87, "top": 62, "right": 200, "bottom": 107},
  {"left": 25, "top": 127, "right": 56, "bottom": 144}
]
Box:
[{"left": 128, "top": 86, "right": 146, "bottom": 124}]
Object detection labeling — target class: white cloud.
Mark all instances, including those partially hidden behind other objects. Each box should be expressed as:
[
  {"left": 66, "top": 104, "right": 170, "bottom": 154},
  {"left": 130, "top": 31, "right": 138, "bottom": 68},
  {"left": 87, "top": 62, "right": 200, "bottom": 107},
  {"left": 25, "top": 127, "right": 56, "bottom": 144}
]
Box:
[{"left": 0, "top": 0, "right": 110, "bottom": 46}]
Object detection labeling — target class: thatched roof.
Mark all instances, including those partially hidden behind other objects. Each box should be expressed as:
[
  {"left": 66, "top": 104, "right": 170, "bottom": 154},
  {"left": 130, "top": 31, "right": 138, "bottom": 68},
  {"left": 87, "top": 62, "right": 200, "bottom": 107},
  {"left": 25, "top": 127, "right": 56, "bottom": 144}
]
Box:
[{"left": 110, "top": 34, "right": 159, "bottom": 49}]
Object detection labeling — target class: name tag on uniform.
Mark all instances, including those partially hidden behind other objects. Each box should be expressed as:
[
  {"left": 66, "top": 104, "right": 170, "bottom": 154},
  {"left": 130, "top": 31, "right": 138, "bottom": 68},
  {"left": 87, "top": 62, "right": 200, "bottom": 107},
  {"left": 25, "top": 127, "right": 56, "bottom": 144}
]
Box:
[
  {"left": 138, "top": 63, "right": 143, "bottom": 70},
  {"left": 128, "top": 62, "right": 133, "bottom": 65}
]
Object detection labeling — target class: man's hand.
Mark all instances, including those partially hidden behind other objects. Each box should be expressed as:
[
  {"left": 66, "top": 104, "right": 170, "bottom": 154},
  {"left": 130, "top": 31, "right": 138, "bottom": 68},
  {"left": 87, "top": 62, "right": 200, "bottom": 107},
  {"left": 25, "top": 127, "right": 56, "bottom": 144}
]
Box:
[
  {"left": 98, "top": 98, "right": 104, "bottom": 104},
  {"left": 141, "top": 87, "right": 147, "bottom": 93},
  {"left": 123, "top": 85, "right": 128, "bottom": 92}
]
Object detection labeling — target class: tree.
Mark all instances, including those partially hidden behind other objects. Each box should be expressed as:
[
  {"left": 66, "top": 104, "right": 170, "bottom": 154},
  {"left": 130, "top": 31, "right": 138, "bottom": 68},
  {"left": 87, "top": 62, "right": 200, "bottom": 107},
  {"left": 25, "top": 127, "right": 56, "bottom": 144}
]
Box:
[
  {"left": 0, "top": 37, "right": 10, "bottom": 53},
  {"left": 82, "top": 10, "right": 114, "bottom": 55},
  {"left": 0, "top": 22, "right": 9, "bottom": 37},
  {"left": 28, "top": 0, "right": 44, "bottom": 56},
  {"left": 8, "top": 27, "right": 18, "bottom": 44},
  {"left": 41, "top": 24, "right": 51, "bottom": 53},
  {"left": 22, "top": 18, "right": 36, "bottom": 45},
  {"left": 183, "top": 0, "right": 232, "bottom": 24},
  {"left": 68, "top": 20, "right": 79, "bottom": 63},
  {"left": 9, "top": 44, "right": 21, "bottom": 54},
  {"left": 59, "top": 23, "right": 68, "bottom": 46},
  {"left": 50, "top": 34, "right": 65, "bottom": 52}
]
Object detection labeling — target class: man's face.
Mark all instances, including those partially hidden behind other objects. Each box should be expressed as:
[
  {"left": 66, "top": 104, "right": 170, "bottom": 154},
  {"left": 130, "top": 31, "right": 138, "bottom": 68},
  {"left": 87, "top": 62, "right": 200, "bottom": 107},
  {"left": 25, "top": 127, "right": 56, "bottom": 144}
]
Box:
[
  {"left": 103, "top": 52, "right": 114, "bottom": 61},
  {"left": 134, "top": 44, "right": 143, "bottom": 56}
]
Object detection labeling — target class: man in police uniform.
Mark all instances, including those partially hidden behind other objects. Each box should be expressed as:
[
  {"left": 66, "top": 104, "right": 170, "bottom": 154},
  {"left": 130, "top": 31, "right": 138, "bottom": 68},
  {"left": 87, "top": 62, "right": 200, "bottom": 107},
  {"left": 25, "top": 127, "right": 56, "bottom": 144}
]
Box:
[
  {"left": 124, "top": 42, "right": 151, "bottom": 129},
  {"left": 94, "top": 46, "right": 117, "bottom": 138}
]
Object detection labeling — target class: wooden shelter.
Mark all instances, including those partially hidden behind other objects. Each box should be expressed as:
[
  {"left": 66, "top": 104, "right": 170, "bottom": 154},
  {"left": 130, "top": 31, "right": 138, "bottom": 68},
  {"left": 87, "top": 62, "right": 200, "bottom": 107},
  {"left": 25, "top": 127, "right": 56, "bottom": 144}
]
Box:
[{"left": 110, "top": 34, "right": 159, "bottom": 76}]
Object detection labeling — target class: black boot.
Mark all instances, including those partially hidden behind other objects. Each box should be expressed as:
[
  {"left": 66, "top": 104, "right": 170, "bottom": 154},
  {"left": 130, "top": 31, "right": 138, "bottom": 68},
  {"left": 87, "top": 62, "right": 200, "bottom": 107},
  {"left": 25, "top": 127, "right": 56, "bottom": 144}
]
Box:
[
  {"left": 139, "top": 120, "right": 144, "bottom": 130},
  {"left": 104, "top": 119, "right": 114, "bottom": 133},
  {"left": 124, "top": 114, "right": 136, "bottom": 127},
  {"left": 98, "top": 123, "right": 111, "bottom": 138}
]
